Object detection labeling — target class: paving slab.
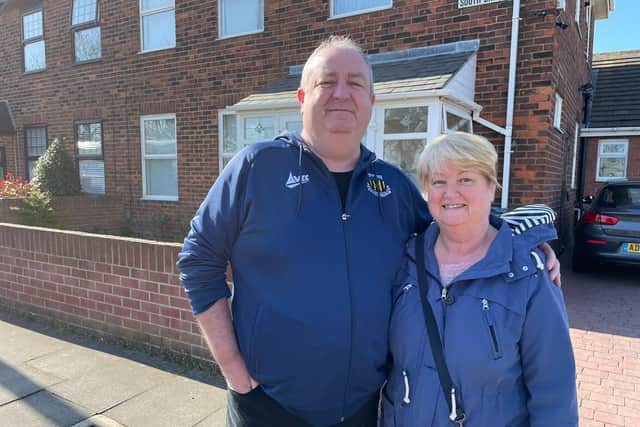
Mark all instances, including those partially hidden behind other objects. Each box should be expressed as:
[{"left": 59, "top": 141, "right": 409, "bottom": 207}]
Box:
[
  {"left": 48, "top": 359, "right": 177, "bottom": 413},
  {"left": 0, "top": 360, "right": 62, "bottom": 405},
  {"left": 0, "top": 390, "right": 93, "bottom": 427},
  {"left": 26, "top": 345, "right": 123, "bottom": 381},
  {"left": 104, "top": 375, "right": 227, "bottom": 427},
  {"left": 0, "top": 320, "right": 66, "bottom": 364}
]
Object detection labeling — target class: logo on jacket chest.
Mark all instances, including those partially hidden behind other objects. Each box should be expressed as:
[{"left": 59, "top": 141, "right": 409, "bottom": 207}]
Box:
[
  {"left": 285, "top": 172, "right": 310, "bottom": 189},
  {"left": 367, "top": 173, "right": 392, "bottom": 198}
]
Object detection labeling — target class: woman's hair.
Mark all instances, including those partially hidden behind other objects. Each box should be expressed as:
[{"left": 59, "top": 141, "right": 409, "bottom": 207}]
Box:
[{"left": 417, "top": 132, "right": 500, "bottom": 189}]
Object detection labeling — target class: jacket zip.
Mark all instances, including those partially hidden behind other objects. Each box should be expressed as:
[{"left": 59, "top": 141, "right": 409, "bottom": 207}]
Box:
[{"left": 482, "top": 298, "right": 502, "bottom": 359}]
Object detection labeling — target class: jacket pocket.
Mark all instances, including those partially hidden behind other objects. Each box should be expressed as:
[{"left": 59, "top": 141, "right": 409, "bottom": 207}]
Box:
[
  {"left": 380, "top": 369, "right": 412, "bottom": 427},
  {"left": 481, "top": 298, "right": 503, "bottom": 360}
]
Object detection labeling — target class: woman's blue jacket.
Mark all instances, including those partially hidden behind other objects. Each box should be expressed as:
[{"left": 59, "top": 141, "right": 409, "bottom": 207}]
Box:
[{"left": 381, "top": 220, "right": 578, "bottom": 427}]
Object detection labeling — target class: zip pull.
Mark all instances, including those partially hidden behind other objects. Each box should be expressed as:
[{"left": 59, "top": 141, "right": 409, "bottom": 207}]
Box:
[
  {"left": 482, "top": 298, "right": 489, "bottom": 310},
  {"left": 449, "top": 388, "right": 457, "bottom": 422},
  {"left": 402, "top": 370, "right": 411, "bottom": 404},
  {"left": 341, "top": 212, "right": 350, "bottom": 221},
  {"left": 441, "top": 287, "right": 448, "bottom": 300},
  {"left": 402, "top": 284, "right": 414, "bottom": 293}
]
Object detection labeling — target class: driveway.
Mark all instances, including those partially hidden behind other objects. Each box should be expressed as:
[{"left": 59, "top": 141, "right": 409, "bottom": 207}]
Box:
[{"left": 564, "top": 260, "right": 640, "bottom": 427}]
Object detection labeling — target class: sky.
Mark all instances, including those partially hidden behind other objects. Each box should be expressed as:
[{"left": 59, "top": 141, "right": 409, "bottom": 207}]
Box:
[{"left": 594, "top": 0, "right": 640, "bottom": 53}]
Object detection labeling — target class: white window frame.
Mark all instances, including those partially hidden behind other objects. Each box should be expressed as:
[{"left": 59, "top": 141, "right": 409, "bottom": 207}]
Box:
[
  {"left": 22, "top": 9, "right": 46, "bottom": 73},
  {"left": 329, "top": 0, "right": 393, "bottom": 19},
  {"left": 554, "top": 95, "right": 563, "bottom": 130},
  {"left": 571, "top": 122, "right": 579, "bottom": 189},
  {"left": 443, "top": 104, "right": 474, "bottom": 134},
  {"left": 596, "top": 139, "right": 629, "bottom": 182},
  {"left": 218, "top": 0, "right": 264, "bottom": 39},
  {"left": 140, "top": 114, "right": 178, "bottom": 201},
  {"left": 575, "top": 0, "right": 581, "bottom": 35},
  {"left": 557, "top": 0, "right": 566, "bottom": 10},
  {"left": 139, "top": 0, "right": 175, "bottom": 53},
  {"left": 585, "top": 3, "right": 592, "bottom": 60},
  {"left": 218, "top": 110, "right": 302, "bottom": 172}
]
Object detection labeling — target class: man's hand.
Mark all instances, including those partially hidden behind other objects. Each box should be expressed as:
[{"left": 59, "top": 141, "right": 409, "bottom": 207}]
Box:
[
  {"left": 539, "top": 242, "right": 561, "bottom": 287},
  {"left": 226, "top": 360, "right": 259, "bottom": 394}
]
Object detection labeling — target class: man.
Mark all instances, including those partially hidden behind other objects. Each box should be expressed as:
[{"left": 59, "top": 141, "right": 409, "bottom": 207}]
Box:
[{"left": 177, "top": 36, "right": 560, "bottom": 427}]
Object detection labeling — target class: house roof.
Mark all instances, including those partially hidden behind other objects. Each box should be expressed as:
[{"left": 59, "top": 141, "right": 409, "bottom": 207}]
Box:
[
  {"left": 589, "top": 50, "right": 640, "bottom": 128},
  {"left": 232, "top": 41, "right": 478, "bottom": 110},
  {"left": 0, "top": 101, "right": 16, "bottom": 134}
]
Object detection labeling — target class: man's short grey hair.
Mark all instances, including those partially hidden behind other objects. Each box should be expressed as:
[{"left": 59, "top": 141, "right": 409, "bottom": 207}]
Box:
[{"left": 300, "top": 35, "right": 375, "bottom": 94}]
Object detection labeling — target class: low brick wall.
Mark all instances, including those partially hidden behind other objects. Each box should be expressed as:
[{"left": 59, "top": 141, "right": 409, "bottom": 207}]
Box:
[
  {"left": 0, "top": 223, "right": 212, "bottom": 365},
  {"left": 0, "top": 195, "right": 126, "bottom": 234}
]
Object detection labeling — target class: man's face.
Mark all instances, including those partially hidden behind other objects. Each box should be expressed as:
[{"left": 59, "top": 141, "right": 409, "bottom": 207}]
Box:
[{"left": 297, "top": 47, "right": 375, "bottom": 154}]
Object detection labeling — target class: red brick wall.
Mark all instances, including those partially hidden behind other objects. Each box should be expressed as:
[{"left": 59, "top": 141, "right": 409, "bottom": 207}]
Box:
[
  {"left": 0, "top": 223, "right": 212, "bottom": 363},
  {"left": 583, "top": 136, "right": 640, "bottom": 197},
  {"left": 0, "top": 0, "right": 592, "bottom": 240},
  {"left": 0, "top": 195, "right": 126, "bottom": 233}
]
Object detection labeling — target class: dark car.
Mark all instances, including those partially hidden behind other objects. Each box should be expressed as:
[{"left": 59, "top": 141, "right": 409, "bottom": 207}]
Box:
[{"left": 572, "top": 180, "right": 640, "bottom": 272}]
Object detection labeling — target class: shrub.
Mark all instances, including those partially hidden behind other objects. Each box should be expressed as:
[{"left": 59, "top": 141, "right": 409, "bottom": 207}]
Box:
[
  {"left": 1, "top": 172, "right": 58, "bottom": 227},
  {"left": 32, "top": 137, "right": 81, "bottom": 196}
]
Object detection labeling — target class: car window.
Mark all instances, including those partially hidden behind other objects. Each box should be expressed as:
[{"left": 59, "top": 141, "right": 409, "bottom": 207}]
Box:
[{"left": 599, "top": 186, "right": 640, "bottom": 209}]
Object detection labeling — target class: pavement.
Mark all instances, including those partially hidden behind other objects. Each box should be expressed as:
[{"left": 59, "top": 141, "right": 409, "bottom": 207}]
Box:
[{"left": 0, "top": 257, "right": 638, "bottom": 427}]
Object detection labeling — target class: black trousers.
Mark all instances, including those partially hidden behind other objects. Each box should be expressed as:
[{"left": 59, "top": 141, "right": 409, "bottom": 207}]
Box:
[{"left": 226, "top": 387, "right": 378, "bottom": 427}]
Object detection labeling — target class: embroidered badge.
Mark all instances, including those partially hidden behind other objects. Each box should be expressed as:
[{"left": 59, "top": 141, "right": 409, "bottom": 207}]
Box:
[{"left": 367, "top": 173, "right": 392, "bottom": 198}]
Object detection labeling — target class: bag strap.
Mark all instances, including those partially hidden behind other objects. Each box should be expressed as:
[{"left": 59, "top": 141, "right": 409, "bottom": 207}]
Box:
[{"left": 415, "top": 233, "right": 467, "bottom": 426}]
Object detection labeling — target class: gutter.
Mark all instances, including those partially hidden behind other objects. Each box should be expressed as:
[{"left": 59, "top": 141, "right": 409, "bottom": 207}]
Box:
[
  {"left": 472, "top": 0, "right": 520, "bottom": 209},
  {"left": 580, "top": 127, "right": 640, "bottom": 137},
  {"left": 501, "top": 0, "right": 520, "bottom": 209}
]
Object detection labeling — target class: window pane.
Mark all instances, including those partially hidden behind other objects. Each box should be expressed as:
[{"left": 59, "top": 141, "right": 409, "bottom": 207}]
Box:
[
  {"left": 144, "top": 118, "right": 176, "bottom": 155},
  {"left": 142, "top": 10, "right": 176, "bottom": 51},
  {"left": 222, "top": 114, "right": 238, "bottom": 154},
  {"left": 600, "top": 187, "right": 639, "bottom": 208},
  {"left": 384, "top": 107, "right": 428, "bottom": 134},
  {"left": 23, "top": 11, "right": 43, "bottom": 40},
  {"left": 28, "top": 160, "right": 38, "bottom": 180},
  {"left": 145, "top": 159, "right": 177, "bottom": 197},
  {"left": 72, "top": 0, "right": 97, "bottom": 25},
  {"left": 244, "top": 117, "right": 274, "bottom": 141},
  {"left": 446, "top": 111, "right": 472, "bottom": 133},
  {"left": 284, "top": 120, "right": 302, "bottom": 133},
  {"left": 222, "top": 155, "right": 233, "bottom": 171},
  {"left": 599, "top": 158, "right": 626, "bottom": 178},
  {"left": 79, "top": 160, "right": 105, "bottom": 194},
  {"left": 24, "top": 40, "right": 46, "bottom": 72},
  {"left": 383, "top": 139, "right": 426, "bottom": 184},
  {"left": 333, "top": 0, "right": 390, "bottom": 15},
  {"left": 77, "top": 123, "right": 102, "bottom": 156},
  {"left": 26, "top": 127, "right": 47, "bottom": 156},
  {"left": 142, "top": 0, "right": 174, "bottom": 12},
  {"left": 221, "top": 0, "right": 263, "bottom": 37},
  {"left": 74, "top": 27, "right": 101, "bottom": 62},
  {"left": 601, "top": 143, "right": 626, "bottom": 154}
]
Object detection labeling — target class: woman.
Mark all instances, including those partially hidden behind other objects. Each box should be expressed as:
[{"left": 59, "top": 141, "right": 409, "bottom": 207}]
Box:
[{"left": 380, "top": 132, "right": 577, "bottom": 426}]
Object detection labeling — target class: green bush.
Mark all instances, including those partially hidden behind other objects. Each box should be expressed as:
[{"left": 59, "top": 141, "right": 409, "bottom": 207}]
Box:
[
  {"left": 32, "top": 137, "right": 81, "bottom": 196},
  {"left": 16, "top": 190, "right": 59, "bottom": 227}
]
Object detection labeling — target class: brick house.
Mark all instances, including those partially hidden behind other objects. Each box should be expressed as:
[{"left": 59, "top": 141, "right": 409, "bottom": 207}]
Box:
[
  {"left": 580, "top": 50, "right": 640, "bottom": 199},
  {"left": 0, "top": 0, "right": 614, "bottom": 243}
]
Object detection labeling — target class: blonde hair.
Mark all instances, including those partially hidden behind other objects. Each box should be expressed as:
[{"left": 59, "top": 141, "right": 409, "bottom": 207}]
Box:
[
  {"left": 300, "top": 35, "right": 374, "bottom": 94},
  {"left": 417, "top": 132, "right": 501, "bottom": 189}
]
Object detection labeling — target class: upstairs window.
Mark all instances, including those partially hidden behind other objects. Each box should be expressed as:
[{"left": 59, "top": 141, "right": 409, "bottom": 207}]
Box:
[
  {"left": 72, "top": 0, "right": 101, "bottom": 62},
  {"left": 331, "top": 0, "right": 392, "bottom": 18},
  {"left": 140, "top": 0, "right": 175, "bottom": 52},
  {"left": 22, "top": 10, "right": 46, "bottom": 72},
  {"left": 219, "top": 0, "right": 263, "bottom": 38},
  {"left": 25, "top": 127, "right": 47, "bottom": 179},
  {"left": 76, "top": 122, "right": 105, "bottom": 194},
  {"left": 575, "top": 0, "right": 581, "bottom": 26}
]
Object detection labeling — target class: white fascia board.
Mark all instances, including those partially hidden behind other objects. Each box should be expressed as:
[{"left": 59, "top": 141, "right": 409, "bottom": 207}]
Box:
[{"left": 580, "top": 127, "right": 640, "bottom": 137}]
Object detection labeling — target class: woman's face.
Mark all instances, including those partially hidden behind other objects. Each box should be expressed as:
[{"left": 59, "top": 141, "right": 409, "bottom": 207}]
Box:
[{"left": 425, "top": 162, "right": 496, "bottom": 230}]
